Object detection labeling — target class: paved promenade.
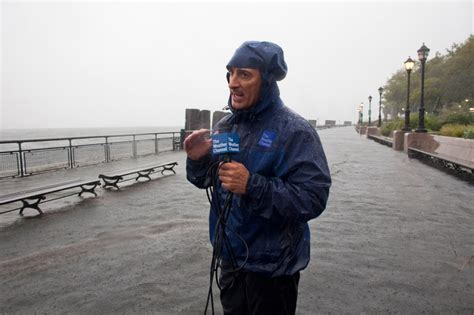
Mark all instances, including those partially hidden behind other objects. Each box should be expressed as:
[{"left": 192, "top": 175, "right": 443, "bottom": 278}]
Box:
[{"left": 0, "top": 127, "right": 473, "bottom": 313}]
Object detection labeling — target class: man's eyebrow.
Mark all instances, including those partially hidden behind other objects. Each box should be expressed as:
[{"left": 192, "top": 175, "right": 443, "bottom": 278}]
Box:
[{"left": 236, "top": 69, "right": 252, "bottom": 75}]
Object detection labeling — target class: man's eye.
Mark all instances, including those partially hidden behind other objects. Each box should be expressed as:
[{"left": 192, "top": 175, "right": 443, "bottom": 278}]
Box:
[{"left": 240, "top": 72, "right": 250, "bottom": 79}]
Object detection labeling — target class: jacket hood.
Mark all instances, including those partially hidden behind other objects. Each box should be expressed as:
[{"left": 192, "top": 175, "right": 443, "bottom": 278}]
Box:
[{"left": 226, "top": 41, "right": 287, "bottom": 123}]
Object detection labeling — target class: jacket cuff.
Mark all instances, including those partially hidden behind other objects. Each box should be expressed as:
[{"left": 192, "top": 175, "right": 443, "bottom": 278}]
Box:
[{"left": 186, "top": 154, "right": 211, "bottom": 168}]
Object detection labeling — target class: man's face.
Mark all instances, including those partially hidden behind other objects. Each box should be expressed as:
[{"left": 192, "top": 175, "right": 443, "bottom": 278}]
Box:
[{"left": 228, "top": 67, "right": 262, "bottom": 110}]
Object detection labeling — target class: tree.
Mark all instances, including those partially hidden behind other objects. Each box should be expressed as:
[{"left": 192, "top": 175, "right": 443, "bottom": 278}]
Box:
[{"left": 382, "top": 36, "right": 473, "bottom": 117}]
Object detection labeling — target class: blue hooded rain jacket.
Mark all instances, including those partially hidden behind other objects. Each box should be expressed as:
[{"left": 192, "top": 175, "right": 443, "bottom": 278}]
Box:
[{"left": 187, "top": 41, "right": 331, "bottom": 277}]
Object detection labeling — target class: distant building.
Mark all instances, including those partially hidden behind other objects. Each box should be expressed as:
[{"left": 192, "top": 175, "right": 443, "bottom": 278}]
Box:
[{"left": 343, "top": 121, "right": 352, "bottom": 126}]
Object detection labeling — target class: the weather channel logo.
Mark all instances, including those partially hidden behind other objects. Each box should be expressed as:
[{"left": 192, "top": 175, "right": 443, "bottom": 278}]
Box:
[{"left": 212, "top": 133, "right": 240, "bottom": 155}]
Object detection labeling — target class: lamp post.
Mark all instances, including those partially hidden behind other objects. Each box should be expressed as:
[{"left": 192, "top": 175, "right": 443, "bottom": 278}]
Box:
[
  {"left": 357, "top": 104, "right": 364, "bottom": 125},
  {"left": 403, "top": 56, "right": 415, "bottom": 131},
  {"left": 368, "top": 96, "right": 372, "bottom": 126},
  {"left": 378, "top": 87, "right": 384, "bottom": 127},
  {"left": 416, "top": 43, "right": 430, "bottom": 132}
]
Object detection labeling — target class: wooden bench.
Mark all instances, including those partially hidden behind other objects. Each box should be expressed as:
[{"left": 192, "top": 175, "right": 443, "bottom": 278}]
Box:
[
  {"left": 99, "top": 161, "right": 178, "bottom": 189},
  {"left": 408, "top": 147, "right": 474, "bottom": 174},
  {"left": 0, "top": 179, "right": 101, "bottom": 215}
]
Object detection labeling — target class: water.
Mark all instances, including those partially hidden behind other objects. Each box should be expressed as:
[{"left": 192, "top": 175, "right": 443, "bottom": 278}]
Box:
[{"left": 0, "top": 127, "right": 472, "bottom": 313}]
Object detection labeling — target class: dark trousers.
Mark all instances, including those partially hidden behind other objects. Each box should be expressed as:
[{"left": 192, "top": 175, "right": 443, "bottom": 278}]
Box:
[{"left": 219, "top": 266, "right": 300, "bottom": 315}]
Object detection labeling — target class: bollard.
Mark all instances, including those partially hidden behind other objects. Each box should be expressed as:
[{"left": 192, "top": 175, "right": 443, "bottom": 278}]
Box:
[{"left": 212, "top": 111, "right": 229, "bottom": 128}]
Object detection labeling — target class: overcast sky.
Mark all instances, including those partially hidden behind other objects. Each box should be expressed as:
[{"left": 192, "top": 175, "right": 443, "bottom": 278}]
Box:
[{"left": 1, "top": 1, "right": 472, "bottom": 129}]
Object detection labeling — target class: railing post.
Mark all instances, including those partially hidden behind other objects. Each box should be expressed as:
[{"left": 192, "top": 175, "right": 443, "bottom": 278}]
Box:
[
  {"left": 18, "top": 142, "right": 25, "bottom": 177},
  {"left": 105, "top": 137, "right": 110, "bottom": 163},
  {"left": 154, "top": 133, "right": 158, "bottom": 155},
  {"left": 180, "top": 129, "right": 185, "bottom": 150},
  {"left": 133, "top": 135, "right": 137, "bottom": 158},
  {"left": 68, "top": 139, "right": 74, "bottom": 168},
  {"left": 172, "top": 133, "right": 176, "bottom": 151}
]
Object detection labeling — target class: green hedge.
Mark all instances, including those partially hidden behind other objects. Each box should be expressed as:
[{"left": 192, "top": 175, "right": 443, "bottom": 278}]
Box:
[
  {"left": 440, "top": 124, "right": 474, "bottom": 138},
  {"left": 381, "top": 119, "right": 403, "bottom": 136},
  {"left": 381, "top": 112, "right": 473, "bottom": 137}
]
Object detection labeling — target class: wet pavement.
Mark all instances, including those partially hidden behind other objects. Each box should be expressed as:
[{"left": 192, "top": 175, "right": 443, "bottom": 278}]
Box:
[{"left": 0, "top": 127, "right": 473, "bottom": 314}]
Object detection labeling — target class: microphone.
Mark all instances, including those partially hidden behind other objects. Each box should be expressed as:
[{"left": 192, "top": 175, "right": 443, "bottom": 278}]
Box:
[{"left": 211, "top": 122, "right": 240, "bottom": 162}]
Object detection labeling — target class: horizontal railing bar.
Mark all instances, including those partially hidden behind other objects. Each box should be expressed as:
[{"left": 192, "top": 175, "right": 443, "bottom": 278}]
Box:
[
  {"left": 22, "top": 146, "right": 70, "bottom": 152},
  {"left": 0, "top": 131, "right": 180, "bottom": 145},
  {"left": 72, "top": 143, "right": 106, "bottom": 148},
  {"left": 109, "top": 140, "right": 133, "bottom": 144}
]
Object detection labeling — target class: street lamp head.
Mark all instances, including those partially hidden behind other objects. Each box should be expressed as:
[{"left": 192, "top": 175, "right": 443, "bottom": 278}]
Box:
[
  {"left": 368, "top": 95, "right": 372, "bottom": 102},
  {"left": 404, "top": 56, "right": 415, "bottom": 72},
  {"left": 378, "top": 86, "right": 384, "bottom": 95},
  {"left": 417, "top": 43, "right": 430, "bottom": 62}
]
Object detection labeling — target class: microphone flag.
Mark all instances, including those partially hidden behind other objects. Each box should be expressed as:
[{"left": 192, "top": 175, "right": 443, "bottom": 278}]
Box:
[{"left": 212, "top": 132, "right": 240, "bottom": 155}]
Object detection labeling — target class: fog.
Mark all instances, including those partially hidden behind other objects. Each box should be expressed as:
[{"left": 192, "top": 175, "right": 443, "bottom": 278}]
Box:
[{"left": 1, "top": 1, "right": 472, "bottom": 129}]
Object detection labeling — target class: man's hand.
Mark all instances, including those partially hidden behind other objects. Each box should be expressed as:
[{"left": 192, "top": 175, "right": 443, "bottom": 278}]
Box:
[
  {"left": 184, "top": 129, "right": 212, "bottom": 161},
  {"left": 218, "top": 161, "right": 249, "bottom": 195}
]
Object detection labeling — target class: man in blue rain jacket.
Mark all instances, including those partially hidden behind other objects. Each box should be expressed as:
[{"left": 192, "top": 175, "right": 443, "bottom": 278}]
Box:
[{"left": 185, "top": 41, "right": 331, "bottom": 315}]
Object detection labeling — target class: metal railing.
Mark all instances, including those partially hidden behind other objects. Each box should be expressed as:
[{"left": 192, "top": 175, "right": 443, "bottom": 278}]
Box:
[{"left": 0, "top": 131, "right": 181, "bottom": 179}]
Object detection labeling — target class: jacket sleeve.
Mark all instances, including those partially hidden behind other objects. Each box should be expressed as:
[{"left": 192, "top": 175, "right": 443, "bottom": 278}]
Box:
[
  {"left": 186, "top": 154, "right": 213, "bottom": 189},
  {"left": 242, "top": 128, "right": 331, "bottom": 223}
]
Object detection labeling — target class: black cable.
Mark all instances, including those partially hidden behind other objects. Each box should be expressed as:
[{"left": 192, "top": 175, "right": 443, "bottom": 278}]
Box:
[{"left": 203, "top": 161, "right": 249, "bottom": 315}]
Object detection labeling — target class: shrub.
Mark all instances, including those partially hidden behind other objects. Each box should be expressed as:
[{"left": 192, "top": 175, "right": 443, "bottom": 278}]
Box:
[
  {"left": 463, "top": 125, "right": 474, "bottom": 139},
  {"left": 425, "top": 113, "right": 443, "bottom": 131},
  {"left": 440, "top": 124, "right": 474, "bottom": 138},
  {"left": 441, "top": 112, "right": 474, "bottom": 125},
  {"left": 381, "top": 119, "right": 403, "bottom": 136}
]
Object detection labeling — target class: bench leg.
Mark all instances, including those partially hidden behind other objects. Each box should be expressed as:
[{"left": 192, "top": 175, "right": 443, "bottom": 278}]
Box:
[
  {"left": 136, "top": 169, "right": 153, "bottom": 181},
  {"left": 19, "top": 196, "right": 46, "bottom": 215},
  {"left": 79, "top": 182, "right": 100, "bottom": 197},
  {"left": 161, "top": 164, "right": 177, "bottom": 175},
  {"left": 100, "top": 176, "right": 122, "bottom": 190}
]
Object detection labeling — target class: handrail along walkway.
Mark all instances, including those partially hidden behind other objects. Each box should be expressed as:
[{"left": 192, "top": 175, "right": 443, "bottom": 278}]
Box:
[{"left": 0, "top": 131, "right": 181, "bottom": 179}]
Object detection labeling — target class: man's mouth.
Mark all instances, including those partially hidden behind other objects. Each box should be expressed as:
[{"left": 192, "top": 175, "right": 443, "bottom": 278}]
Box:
[{"left": 232, "top": 91, "right": 244, "bottom": 102}]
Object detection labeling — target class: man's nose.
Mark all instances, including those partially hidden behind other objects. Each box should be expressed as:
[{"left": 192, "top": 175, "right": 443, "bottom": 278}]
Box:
[{"left": 228, "top": 73, "right": 239, "bottom": 89}]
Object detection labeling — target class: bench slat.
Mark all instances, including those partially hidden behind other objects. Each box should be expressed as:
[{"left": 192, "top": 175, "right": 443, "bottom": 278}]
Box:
[
  {"left": 0, "top": 179, "right": 82, "bottom": 200},
  {"left": 99, "top": 161, "right": 177, "bottom": 178},
  {"left": 99, "top": 161, "right": 178, "bottom": 189},
  {"left": 0, "top": 179, "right": 101, "bottom": 205}
]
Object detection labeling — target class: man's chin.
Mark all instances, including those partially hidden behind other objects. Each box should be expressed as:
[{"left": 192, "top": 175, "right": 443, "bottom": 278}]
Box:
[{"left": 231, "top": 102, "right": 246, "bottom": 110}]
